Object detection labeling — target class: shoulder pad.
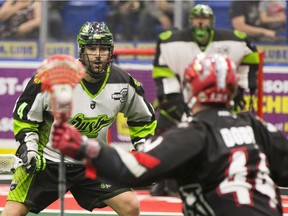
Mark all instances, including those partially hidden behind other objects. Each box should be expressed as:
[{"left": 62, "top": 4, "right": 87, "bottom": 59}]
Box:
[
  {"left": 233, "top": 30, "right": 247, "bottom": 39},
  {"left": 159, "top": 30, "right": 173, "bottom": 41},
  {"left": 132, "top": 77, "right": 141, "bottom": 87},
  {"left": 129, "top": 76, "right": 144, "bottom": 95}
]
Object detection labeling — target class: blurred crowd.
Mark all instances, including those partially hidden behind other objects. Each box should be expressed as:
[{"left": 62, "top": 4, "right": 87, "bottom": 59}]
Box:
[{"left": 0, "top": 0, "right": 286, "bottom": 44}]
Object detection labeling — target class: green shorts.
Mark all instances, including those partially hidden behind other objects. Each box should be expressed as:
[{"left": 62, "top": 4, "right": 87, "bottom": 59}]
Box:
[{"left": 6, "top": 160, "right": 131, "bottom": 213}]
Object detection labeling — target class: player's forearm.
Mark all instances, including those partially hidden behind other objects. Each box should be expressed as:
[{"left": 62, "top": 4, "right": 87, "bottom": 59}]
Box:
[
  {"left": 0, "top": 4, "right": 19, "bottom": 21},
  {"left": 238, "top": 25, "right": 275, "bottom": 38},
  {"left": 91, "top": 146, "right": 160, "bottom": 187},
  {"left": 260, "top": 12, "right": 286, "bottom": 24},
  {"left": 232, "top": 16, "right": 276, "bottom": 38}
]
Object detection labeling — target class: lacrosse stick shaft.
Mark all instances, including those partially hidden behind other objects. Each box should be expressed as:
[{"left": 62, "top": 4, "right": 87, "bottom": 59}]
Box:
[
  {"left": 52, "top": 84, "right": 72, "bottom": 216},
  {"left": 51, "top": 84, "right": 73, "bottom": 216},
  {"left": 59, "top": 154, "right": 66, "bottom": 216}
]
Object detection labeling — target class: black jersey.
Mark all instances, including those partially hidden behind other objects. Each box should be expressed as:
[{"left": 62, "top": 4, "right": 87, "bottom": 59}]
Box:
[{"left": 90, "top": 108, "right": 287, "bottom": 216}]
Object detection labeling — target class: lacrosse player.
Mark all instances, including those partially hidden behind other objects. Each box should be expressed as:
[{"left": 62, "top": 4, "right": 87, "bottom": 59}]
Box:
[
  {"left": 52, "top": 53, "right": 288, "bottom": 216},
  {"left": 1, "top": 22, "right": 156, "bottom": 216},
  {"left": 151, "top": 3, "right": 260, "bottom": 196}
]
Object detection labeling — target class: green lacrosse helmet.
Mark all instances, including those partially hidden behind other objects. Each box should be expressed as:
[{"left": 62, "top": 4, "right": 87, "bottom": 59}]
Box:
[
  {"left": 77, "top": 21, "right": 114, "bottom": 52},
  {"left": 77, "top": 22, "right": 114, "bottom": 79},
  {"left": 190, "top": 4, "right": 214, "bottom": 43}
]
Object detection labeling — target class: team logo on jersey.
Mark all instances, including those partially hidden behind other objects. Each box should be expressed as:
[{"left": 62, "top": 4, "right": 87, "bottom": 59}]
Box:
[
  {"left": 10, "top": 180, "right": 18, "bottom": 191},
  {"left": 111, "top": 88, "right": 127, "bottom": 103},
  {"left": 90, "top": 101, "right": 96, "bottom": 109},
  {"left": 70, "top": 113, "right": 115, "bottom": 137}
]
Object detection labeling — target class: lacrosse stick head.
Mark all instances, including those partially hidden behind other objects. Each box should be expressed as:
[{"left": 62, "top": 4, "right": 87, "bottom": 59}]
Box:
[
  {"left": 0, "top": 154, "right": 23, "bottom": 173},
  {"left": 35, "top": 54, "right": 85, "bottom": 122}
]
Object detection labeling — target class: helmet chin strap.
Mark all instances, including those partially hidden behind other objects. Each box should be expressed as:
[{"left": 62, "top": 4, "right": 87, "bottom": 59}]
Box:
[{"left": 86, "top": 67, "right": 107, "bottom": 81}]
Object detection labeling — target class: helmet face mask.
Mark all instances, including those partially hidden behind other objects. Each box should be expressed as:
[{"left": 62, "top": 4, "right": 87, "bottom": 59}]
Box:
[
  {"left": 81, "top": 44, "right": 111, "bottom": 78},
  {"left": 190, "top": 4, "right": 214, "bottom": 44},
  {"left": 183, "top": 54, "right": 238, "bottom": 106},
  {"left": 77, "top": 22, "right": 114, "bottom": 80}
]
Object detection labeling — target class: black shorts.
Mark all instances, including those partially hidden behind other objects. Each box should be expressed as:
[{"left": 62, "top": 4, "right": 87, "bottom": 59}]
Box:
[{"left": 7, "top": 161, "right": 132, "bottom": 213}]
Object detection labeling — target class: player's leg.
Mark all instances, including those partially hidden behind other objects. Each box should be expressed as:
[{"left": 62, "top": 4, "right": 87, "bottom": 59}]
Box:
[
  {"left": 70, "top": 168, "right": 140, "bottom": 216},
  {"left": 1, "top": 163, "right": 60, "bottom": 215},
  {"left": 1, "top": 200, "right": 29, "bottom": 216},
  {"left": 104, "top": 191, "right": 140, "bottom": 216},
  {"left": 150, "top": 179, "right": 179, "bottom": 197}
]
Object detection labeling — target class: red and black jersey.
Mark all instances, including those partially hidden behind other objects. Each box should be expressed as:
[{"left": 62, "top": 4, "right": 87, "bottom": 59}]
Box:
[{"left": 91, "top": 108, "right": 287, "bottom": 216}]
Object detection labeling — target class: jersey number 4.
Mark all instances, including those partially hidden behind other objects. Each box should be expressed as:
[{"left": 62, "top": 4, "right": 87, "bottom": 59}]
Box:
[{"left": 217, "top": 147, "right": 278, "bottom": 208}]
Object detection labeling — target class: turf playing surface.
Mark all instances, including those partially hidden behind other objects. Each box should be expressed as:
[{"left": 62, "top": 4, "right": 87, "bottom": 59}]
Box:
[
  {"left": 0, "top": 185, "right": 183, "bottom": 216},
  {"left": 1, "top": 184, "right": 288, "bottom": 216}
]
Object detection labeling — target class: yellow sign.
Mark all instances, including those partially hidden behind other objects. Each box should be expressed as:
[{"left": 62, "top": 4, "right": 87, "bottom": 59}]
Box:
[
  {"left": 114, "top": 43, "right": 135, "bottom": 61},
  {"left": 245, "top": 95, "right": 288, "bottom": 114},
  {"left": 137, "top": 43, "right": 155, "bottom": 61},
  {"left": 45, "top": 42, "right": 75, "bottom": 58},
  {"left": 0, "top": 42, "right": 287, "bottom": 63},
  {"left": 0, "top": 41, "right": 37, "bottom": 58},
  {"left": 258, "top": 45, "right": 288, "bottom": 63},
  {"left": 116, "top": 113, "right": 130, "bottom": 141}
]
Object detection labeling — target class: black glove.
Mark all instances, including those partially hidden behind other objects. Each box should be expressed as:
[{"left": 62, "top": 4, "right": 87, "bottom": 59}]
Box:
[
  {"left": 17, "top": 144, "right": 46, "bottom": 173},
  {"left": 158, "top": 93, "right": 185, "bottom": 123},
  {"left": 233, "top": 87, "right": 246, "bottom": 112},
  {"left": 133, "top": 139, "right": 146, "bottom": 151},
  {"left": 248, "top": 69, "right": 257, "bottom": 95},
  {"left": 154, "top": 94, "right": 186, "bottom": 135}
]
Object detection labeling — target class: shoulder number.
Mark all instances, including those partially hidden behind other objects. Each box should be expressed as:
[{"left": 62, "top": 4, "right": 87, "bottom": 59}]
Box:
[{"left": 16, "top": 102, "right": 28, "bottom": 119}]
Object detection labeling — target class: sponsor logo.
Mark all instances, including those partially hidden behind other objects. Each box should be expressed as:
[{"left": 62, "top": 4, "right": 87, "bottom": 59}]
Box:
[
  {"left": 111, "top": 88, "right": 127, "bottom": 103},
  {"left": 10, "top": 180, "right": 18, "bottom": 191}
]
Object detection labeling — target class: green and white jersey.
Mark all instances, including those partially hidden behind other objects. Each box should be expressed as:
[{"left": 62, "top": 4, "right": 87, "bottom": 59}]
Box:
[
  {"left": 153, "top": 28, "right": 259, "bottom": 97},
  {"left": 13, "top": 64, "right": 156, "bottom": 163}
]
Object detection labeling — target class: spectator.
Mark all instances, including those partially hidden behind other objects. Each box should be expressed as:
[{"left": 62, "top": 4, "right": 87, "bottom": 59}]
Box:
[
  {"left": 48, "top": 1, "right": 66, "bottom": 40},
  {"left": 229, "top": 0, "right": 284, "bottom": 43},
  {"left": 259, "top": 0, "right": 286, "bottom": 36},
  {"left": 0, "top": 0, "right": 41, "bottom": 39},
  {"left": 53, "top": 53, "right": 288, "bottom": 216},
  {"left": 138, "top": 0, "right": 174, "bottom": 41},
  {"left": 106, "top": 0, "right": 143, "bottom": 41}
]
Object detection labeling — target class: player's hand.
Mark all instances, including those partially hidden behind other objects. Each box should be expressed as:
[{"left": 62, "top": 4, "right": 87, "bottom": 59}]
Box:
[
  {"left": 159, "top": 93, "right": 185, "bottom": 123},
  {"left": 133, "top": 139, "right": 145, "bottom": 151},
  {"left": 52, "top": 122, "right": 85, "bottom": 160},
  {"left": 18, "top": 145, "right": 46, "bottom": 173},
  {"left": 52, "top": 122, "right": 102, "bottom": 160}
]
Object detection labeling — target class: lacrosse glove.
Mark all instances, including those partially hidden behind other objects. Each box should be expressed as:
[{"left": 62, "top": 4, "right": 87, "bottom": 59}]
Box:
[
  {"left": 158, "top": 93, "right": 185, "bottom": 123},
  {"left": 17, "top": 144, "right": 46, "bottom": 173},
  {"left": 52, "top": 122, "right": 101, "bottom": 160}
]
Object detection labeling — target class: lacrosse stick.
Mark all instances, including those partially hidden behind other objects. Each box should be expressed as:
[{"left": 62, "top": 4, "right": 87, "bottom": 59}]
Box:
[
  {"left": 36, "top": 54, "right": 85, "bottom": 216},
  {"left": 0, "top": 154, "right": 24, "bottom": 173},
  {"left": 0, "top": 154, "right": 56, "bottom": 173}
]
